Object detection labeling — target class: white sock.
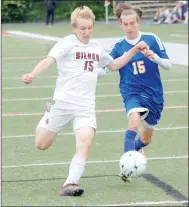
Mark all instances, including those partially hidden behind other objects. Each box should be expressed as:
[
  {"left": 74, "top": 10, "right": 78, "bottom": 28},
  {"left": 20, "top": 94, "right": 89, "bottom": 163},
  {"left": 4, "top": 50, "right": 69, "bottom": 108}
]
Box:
[{"left": 63, "top": 155, "right": 86, "bottom": 187}]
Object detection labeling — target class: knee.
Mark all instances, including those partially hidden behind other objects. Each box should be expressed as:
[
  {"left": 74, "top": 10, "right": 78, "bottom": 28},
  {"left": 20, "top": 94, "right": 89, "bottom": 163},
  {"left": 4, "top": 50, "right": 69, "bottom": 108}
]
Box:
[
  {"left": 129, "top": 125, "right": 139, "bottom": 132},
  {"left": 76, "top": 139, "right": 92, "bottom": 158},
  {"left": 35, "top": 134, "right": 51, "bottom": 150},
  {"left": 75, "top": 127, "right": 95, "bottom": 158},
  {"left": 82, "top": 138, "right": 92, "bottom": 151},
  {"left": 128, "top": 113, "right": 140, "bottom": 131},
  {"left": 35, "top": 128, "right": 55, "bottom": 150},
  {"left": 128, "top": 121, "right": 139, "bottom": 131},
  {"left": 141, "top": 135, "right": 152, "bottom": 145},
  {"left": 35, "top": 139, "right": 49, "bottom": 150},
  {"left": 77, "top": 136, "right": 93, "bottom": 155}
]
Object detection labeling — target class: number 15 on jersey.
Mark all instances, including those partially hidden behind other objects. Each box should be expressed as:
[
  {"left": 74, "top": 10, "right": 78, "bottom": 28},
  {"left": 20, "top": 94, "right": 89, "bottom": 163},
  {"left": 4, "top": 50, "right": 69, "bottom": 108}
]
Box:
[{"left": 84, "top": 61, "right": 94, "bottom": 72}]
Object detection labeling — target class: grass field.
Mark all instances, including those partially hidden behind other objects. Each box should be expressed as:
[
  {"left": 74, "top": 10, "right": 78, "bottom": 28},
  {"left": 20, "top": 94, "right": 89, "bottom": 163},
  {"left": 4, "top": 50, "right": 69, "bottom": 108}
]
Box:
[{"left": 2, "top": 23, "right": 188, "bottom": 206}]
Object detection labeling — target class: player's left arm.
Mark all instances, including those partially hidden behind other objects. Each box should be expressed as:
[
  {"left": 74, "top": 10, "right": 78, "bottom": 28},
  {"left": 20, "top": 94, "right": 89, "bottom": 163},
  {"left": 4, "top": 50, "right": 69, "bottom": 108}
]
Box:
[
  {"left": 144, "top": 35, "right": 172, "bottom": 70},
  {"left": 96, "top": 41, "right": 119, "bottom": 77}
]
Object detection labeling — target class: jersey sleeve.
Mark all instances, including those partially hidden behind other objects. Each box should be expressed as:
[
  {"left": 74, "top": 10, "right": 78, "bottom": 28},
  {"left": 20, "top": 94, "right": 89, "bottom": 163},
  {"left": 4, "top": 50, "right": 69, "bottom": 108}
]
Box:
[
  {"left": 97, "top": 66, "right": 109, "bottom": 79},
  {"left": 97, "top": 43, "right": 114, "bottom": 68},
  {"left": 109, "top": 43, "right": 120, "bottom": 59},
  {"left": 48, "top": 39, "right": 71, "bottom": 61},
  {"left": 98, "top": 52, "right": 114, "bottom": 68},
  {"left": 152, "top": 34, "right": 170, "bottom": 59}
]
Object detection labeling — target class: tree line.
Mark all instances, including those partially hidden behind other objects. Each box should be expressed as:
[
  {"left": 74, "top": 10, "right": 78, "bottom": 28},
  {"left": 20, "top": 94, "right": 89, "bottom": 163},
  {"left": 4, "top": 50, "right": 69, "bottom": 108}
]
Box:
[{"left": 2, "top": 0, "right": 114, "bottom": 23}]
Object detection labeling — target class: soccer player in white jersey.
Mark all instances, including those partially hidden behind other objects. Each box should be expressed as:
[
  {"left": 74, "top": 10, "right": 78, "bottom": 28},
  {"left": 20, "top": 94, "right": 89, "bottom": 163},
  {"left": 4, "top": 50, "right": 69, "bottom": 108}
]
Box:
[{"left": 22, "top": 6, "right": 148, "bottom": 196}]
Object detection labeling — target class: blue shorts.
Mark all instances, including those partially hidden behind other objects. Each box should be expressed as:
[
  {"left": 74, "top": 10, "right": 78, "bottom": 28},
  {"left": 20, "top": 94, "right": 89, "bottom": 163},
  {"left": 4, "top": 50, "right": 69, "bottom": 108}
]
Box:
[{"left": 123, "top": 96, "right": 164, "bottom": 128}]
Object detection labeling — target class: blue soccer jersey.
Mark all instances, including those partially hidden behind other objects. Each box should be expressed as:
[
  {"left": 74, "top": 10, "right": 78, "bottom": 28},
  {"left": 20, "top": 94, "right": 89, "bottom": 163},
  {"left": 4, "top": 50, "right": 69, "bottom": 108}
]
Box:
[{"left": 110, "top": 32, "right": 170, "bottom": 105}]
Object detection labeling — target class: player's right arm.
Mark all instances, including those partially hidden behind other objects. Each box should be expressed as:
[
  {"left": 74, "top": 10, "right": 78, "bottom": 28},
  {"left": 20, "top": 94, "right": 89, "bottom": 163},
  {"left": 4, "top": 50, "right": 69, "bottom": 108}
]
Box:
[
  {"left": 22, "top": 37, "right": 71, "bottom": 85},
  {"left": 144, "top": 34, "right": 172, "bottom": 70},
  {"left": 22, "top": 57, "right": 55, "bottom": 84}
]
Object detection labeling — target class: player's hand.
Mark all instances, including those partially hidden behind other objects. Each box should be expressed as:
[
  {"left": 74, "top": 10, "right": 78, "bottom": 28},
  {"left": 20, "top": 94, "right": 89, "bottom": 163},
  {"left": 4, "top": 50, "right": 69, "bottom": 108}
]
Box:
[
  {"left": 22, "top": 73, "right": 34, "bottom": 84},
  {"left": 143, "top": 49, "right": 155, "bottom": 59},
  {"left": 134, "top": 41, "right": 148, "bottom": 52}
]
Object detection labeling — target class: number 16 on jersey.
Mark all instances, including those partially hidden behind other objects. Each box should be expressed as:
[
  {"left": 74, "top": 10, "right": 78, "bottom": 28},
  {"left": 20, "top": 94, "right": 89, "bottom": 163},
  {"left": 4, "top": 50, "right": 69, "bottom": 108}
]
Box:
[{"left": 132, "top": 61, "right": 146, "bottom": 75}]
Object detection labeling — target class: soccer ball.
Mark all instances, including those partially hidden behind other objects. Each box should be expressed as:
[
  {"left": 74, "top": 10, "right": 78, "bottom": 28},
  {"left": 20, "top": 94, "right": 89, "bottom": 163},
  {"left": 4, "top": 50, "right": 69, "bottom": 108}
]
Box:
[{"left": 119, "top": 151, "right": 147, "bottom": 178}]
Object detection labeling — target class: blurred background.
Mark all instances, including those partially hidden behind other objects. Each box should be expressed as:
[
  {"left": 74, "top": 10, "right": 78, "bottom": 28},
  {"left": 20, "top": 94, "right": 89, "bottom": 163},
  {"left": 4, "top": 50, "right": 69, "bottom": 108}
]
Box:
[{"left": 1, "top": 0, "right": 188, "bottom": 24}]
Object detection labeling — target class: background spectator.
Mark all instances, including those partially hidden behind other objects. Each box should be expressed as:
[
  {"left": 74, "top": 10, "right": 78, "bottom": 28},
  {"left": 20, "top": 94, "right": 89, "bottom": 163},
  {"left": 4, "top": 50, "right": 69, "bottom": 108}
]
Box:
[
  {"left": 153, "top": 7, "right": 171, "bottom": 24},
  {"left": 164, "top": 0, "right": 188, "bottom": 24},
  {"left": 184, "top": 10, "right": 188, "bottom": 24},
  {"left": 45, "top": 0, "right": 56, "bottom": 27}
]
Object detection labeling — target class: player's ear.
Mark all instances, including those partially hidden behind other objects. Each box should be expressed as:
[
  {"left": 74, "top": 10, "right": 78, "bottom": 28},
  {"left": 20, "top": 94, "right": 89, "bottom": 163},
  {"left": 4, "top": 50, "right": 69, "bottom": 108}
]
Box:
[
  {"left": 72, "top": 22, "right": 77, "bottom": 33},
  {"left": 119, "top": 19, "right": 122, "bottom": 26},
  {"left": 136, "top": 16, "right": 141, "bottom": 24},
  {"left": 72, "top": 25, "right": 76, "bottom": 33}
]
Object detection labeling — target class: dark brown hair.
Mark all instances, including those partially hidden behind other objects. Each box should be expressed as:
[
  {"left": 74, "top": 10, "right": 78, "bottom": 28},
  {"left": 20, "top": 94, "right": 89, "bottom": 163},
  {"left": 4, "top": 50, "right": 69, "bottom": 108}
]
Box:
[{"left": 115, "top": 3, "right": 143, "bottom": 19}]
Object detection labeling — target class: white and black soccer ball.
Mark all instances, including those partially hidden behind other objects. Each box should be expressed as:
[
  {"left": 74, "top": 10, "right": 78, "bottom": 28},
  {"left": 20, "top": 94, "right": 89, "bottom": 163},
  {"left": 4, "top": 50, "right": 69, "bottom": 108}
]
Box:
[{"left": 119, "top": 151, "right": 147, "bottom": 178}]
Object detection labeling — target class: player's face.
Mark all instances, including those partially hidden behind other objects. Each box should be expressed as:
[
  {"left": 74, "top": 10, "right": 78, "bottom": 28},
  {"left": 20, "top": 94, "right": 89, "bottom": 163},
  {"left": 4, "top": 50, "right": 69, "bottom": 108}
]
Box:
[
  {"left": 73, "top": 18, "right": 94, "bottom": 44},
  {"left": 120, "top": 14, "right": 140, "bottom": 39}
]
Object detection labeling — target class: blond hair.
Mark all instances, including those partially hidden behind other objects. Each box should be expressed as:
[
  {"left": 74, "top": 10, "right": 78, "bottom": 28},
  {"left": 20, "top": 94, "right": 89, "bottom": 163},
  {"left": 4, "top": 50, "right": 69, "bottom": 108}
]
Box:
[{"left": 71, "top": 6, "right": 95, "bottom": 27}]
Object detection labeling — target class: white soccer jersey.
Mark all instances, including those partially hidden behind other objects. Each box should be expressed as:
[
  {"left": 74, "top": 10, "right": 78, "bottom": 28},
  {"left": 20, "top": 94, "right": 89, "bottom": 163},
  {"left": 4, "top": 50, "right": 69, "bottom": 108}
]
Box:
[{"left": 48, "top": 34, "right": 113, "bottom": 108}]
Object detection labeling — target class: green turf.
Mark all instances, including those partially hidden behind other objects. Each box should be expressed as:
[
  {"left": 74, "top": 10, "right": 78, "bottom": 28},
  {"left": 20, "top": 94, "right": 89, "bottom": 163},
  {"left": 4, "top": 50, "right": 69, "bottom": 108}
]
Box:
[
  {"left": 2, "top": 22, "right": 188, "bottom": 43},
  {"left": 1, "top": 107, "right": 188, "bottom": 137},
  {"left": 2, "top": 127, "right": 188, "bottom": 166},
  {"left": 2, "top": 23, "right": 188, "bottom": 206},
  {"left": 1, "top": 93, "right": 188, "bottom": 114},
  {"left": 2, "top": 83, "right": 188, "bottom": 97},
  {"left": 2, "top": 64, "right": 188, "bottom": 87}
]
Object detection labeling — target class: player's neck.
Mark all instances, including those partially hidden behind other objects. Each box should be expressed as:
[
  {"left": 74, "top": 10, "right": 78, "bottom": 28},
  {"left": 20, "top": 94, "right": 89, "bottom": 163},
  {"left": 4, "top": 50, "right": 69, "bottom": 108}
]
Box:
[
  {"left": 125, "top": 31, "right": 141, "bottom": 45},
  {"left": 126, "top": 31, "right": 140, "bottom": 40},
  {"left": 74, "top": 34, "right": 90, "bottom": 44}
]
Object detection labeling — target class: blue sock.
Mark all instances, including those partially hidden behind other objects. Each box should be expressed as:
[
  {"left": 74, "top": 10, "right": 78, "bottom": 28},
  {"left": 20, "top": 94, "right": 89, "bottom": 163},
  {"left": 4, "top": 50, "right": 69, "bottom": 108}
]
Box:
[
  {"left": 135, "top": 137, "right": 148, "bottom": 151},
  {"left": 124, "top": 130, "right": 137, "bottom": 153}
]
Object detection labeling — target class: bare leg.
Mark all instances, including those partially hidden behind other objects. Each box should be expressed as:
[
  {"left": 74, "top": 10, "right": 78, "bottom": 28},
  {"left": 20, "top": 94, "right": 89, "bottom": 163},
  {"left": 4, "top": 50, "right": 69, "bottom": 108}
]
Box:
[
  {"left": 63, "top": 127, "right": 95, "bottom": 186},
  {"left": 35, "top": 127, "right": 57, "bottom": 150},
  {"left": 60, "top": 127, "right": 95, "bottom": 196},
  {"left": 140, "top": 121, "right": 154, "bottom": 145}
]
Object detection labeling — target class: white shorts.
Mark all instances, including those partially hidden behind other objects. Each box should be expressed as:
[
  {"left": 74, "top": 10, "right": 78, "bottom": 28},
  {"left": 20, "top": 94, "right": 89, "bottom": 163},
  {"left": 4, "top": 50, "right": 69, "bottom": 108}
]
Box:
[{"left": 37, "top": 100, "right": 96, "bottom": 133}]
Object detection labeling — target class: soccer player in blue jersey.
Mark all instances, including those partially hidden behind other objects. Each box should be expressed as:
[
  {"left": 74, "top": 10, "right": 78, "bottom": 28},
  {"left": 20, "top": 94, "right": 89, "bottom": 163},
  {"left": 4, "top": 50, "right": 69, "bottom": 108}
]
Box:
[{"left": 109, "top": 4, "right": 172, "bottom": 182}]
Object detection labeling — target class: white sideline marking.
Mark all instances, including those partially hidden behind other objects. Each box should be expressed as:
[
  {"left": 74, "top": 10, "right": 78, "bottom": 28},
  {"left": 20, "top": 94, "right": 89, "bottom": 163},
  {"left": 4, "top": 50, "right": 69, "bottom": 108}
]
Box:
[
  {"left": 6, "top": 44, "right": 52, "bottom": 49},
  {"left": 2, "top": 76, "right": 58, "bottom": 80},
  {"left": 6, "top": 30, "right": 189, "bottom": 66},
  {"left": 2, "top": 126, "right": 188, "bottom": 139},
  {"left": 2, "top": 155, "right": 188, "bottom": 168},
  {"left": 1, "top": 74, "right": 187, "bottom": 80},
  {"left": 2, "top": 90, "right": 188, "bottom": 102},
  {"left": 2, "top": 79, "right": 188, "bottom": 90},
  {"left": 170, "top": 34, "right": 188, "bottom": 38},
  {"left": 8, "top": 30, "right": 61, "bottom": 41},
  {"left": 96, "top": 200, "right": 188, "bottom": 206},
  {"left": 2, "top": 73, "right": 116, "bottom": 80}
]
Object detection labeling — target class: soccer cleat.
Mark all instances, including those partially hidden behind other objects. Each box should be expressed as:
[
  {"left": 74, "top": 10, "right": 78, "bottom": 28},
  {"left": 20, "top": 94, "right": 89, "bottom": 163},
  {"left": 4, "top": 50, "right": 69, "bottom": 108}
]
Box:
[
  {"left": 59, "top": 184, "right": 84, "bottom": 196},
  {"left": 119, "top": 172, "right": 131, "bottom": 183}
]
